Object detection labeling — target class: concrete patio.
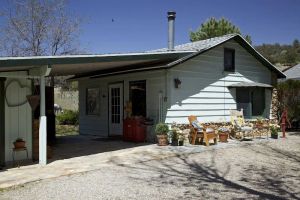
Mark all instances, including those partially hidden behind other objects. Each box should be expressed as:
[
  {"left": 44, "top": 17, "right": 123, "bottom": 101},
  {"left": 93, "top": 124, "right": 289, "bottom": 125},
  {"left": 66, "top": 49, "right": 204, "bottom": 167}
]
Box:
[{"left": 0, "top": 134, "right": 288, "bottom": 189}]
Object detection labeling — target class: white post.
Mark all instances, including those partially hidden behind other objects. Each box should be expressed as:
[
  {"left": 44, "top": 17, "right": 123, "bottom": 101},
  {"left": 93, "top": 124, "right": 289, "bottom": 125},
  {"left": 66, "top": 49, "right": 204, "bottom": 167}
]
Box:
[{"left": 39, "top": 76, "right": 47, "bottom": 165}]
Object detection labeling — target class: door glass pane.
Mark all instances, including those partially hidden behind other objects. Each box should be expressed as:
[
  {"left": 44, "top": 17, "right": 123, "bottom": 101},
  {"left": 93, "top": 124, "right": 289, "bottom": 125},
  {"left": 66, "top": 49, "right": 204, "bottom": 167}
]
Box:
[{"left": 111, "top": 87, "right": 121, "bottom": 124}]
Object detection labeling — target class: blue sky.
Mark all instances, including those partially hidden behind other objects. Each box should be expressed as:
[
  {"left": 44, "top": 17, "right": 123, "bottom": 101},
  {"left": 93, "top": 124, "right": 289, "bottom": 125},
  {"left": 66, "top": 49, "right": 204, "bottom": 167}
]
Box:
[{"left": 2, "top": 0, "right": 300, "bottom": 54}]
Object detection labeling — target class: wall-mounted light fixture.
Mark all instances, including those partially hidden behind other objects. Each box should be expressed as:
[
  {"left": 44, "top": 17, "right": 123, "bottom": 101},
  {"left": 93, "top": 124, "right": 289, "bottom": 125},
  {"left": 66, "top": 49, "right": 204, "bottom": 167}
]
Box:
[{"left": 174, "top": 78, "right": 181, "bottom": 88}]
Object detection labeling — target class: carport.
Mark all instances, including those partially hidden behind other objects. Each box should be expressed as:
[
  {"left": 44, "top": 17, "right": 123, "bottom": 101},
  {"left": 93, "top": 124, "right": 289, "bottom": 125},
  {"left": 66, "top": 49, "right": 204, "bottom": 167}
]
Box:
[{"left": 0, "top": 51, "right": 192, "bottom": 165}]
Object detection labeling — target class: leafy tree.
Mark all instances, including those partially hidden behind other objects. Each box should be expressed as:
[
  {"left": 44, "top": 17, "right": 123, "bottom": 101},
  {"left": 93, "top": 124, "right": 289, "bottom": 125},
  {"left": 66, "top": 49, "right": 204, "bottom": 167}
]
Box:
[{"left": 189, "top": 17, "right": 252, "bottom": 44}]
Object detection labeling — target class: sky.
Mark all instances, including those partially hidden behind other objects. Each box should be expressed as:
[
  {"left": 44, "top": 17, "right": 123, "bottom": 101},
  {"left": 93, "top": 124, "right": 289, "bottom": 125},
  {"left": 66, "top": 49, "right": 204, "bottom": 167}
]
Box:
[{"left": 2, "top": 0, "right": 300, "bottom": 54}]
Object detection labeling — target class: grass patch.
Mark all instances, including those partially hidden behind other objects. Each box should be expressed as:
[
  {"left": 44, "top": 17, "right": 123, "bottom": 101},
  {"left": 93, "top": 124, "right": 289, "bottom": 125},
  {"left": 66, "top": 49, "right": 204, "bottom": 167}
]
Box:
[{"left": 56, "top": 125, "right": 79, "bottom": 136}]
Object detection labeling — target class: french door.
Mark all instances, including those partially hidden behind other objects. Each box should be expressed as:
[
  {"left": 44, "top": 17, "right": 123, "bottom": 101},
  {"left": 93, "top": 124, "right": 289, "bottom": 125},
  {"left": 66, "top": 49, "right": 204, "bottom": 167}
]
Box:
[{"left": 108, "top": 83, "right": 123, "bottom": 136}]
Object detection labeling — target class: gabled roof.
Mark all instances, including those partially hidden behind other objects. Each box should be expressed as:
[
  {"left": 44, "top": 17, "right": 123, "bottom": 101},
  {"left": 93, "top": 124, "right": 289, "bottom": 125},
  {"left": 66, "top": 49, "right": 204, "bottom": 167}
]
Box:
[
  {"left": 283, "top": 64, "right": 300, "bottom": 80},
  {"left": 152, "top": 34, "right": 285, "bottom": 78}
]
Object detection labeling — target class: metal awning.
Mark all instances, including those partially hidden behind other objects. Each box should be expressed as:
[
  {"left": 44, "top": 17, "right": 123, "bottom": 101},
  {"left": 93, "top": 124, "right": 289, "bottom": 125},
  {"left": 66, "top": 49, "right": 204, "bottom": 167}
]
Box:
[
  {"left": 228, "top": 82, "right": 273, "bottom": 88},
  {"left": 0, "top": 51, "right": 194, "bottom": 77}
]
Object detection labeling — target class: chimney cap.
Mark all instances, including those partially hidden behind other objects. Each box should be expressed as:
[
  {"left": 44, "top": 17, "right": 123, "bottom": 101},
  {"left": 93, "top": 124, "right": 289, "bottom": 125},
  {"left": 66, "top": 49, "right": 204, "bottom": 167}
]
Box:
[{"left": 167, "top": 11, "right": 176, "bottom": 19}]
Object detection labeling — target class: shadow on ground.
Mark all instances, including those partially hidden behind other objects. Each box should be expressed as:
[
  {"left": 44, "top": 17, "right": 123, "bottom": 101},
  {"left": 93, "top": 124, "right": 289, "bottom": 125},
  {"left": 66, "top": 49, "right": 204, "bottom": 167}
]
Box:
[
  {"left": 48, "top": 135, "right": 149, "bottom": 163},
  {"left": 110, "top": 135, "right": 300, "bottom": 199}
]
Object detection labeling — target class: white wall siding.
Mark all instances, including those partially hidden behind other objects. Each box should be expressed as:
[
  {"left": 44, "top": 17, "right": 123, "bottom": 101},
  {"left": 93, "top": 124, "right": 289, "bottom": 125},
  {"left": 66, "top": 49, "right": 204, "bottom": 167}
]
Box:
[
  {"left": 5, "top": 74, "right": 32, "bottom": 162},
  {"left": 78, "top": 70, "right": 166, "bottom": 136},
  {"left": 166, "top": 40, "right": 272, "bottom": 124}
]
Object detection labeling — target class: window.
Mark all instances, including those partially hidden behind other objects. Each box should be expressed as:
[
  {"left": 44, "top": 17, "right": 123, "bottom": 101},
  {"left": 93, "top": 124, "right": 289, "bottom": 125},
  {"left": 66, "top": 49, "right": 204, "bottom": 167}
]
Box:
[
  {"left": 129, "top": 80, "right": 146, "bottom": 117},
  {"left": 236, "top": 88, "right": 265, "bottom": 118},
  {"left": 224, "top": 48, "right": 235, "bottom": 71},
  {"left": 86, "top": 88, "right": 100, "bottom": 115},
  {"left": 251, "top": 88, "right": 265, "bottom": 116},
  {"left": 236, "top": 88, "right": 251, "bottom": 118}
]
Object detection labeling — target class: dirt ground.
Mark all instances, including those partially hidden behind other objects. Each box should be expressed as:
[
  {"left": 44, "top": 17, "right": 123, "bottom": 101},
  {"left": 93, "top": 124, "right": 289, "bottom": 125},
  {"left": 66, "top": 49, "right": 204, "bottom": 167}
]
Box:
[{"left": 0, "top": 133, "right": 299, "bottom": 200}]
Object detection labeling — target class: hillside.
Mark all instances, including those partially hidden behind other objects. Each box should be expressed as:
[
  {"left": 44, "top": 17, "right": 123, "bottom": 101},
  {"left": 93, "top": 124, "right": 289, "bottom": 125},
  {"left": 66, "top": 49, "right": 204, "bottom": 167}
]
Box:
[{"left": 255, "top": 39, "right": 300, "bottom": 70}]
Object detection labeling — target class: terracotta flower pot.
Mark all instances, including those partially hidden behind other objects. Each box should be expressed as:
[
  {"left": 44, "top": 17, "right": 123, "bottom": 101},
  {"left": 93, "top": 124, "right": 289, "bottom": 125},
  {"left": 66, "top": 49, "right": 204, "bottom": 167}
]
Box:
[
  {"left": 14, "top": 141, "right": 25, "bottom": 149},
  {"left": 157, "top": 134, "right": 168, "bottom": 146},
  {"left": 219, "top": 132, "right": 229, "bottom": 142}
]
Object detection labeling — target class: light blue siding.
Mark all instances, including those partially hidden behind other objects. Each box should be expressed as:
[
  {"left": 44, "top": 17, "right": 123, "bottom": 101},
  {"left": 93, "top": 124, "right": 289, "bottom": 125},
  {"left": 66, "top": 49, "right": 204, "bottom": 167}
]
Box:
[
  {"left": 166, "top": 40, "right": 273, "bottom": 124},
  {"left": 78, "top": 70, "right": 166, "bottom": 136}
]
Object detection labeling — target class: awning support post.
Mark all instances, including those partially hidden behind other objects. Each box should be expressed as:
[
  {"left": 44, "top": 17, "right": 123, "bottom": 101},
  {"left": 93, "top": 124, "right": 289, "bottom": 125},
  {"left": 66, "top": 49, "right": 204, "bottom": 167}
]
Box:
[{"left": 39, "top": 76, "right": 47, "bottom": 165}]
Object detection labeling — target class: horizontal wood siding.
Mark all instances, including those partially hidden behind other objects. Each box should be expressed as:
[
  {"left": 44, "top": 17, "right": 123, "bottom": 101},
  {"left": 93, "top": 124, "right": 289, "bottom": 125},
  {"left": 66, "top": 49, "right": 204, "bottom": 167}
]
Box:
[
  {"left": 79, "top": 70, "right": 166, "bottom": 136},
  {"left": 166, "top": 40, "right": 272, "bottom": 124},
  {"left": 5, "top": 74, "right": 32, "bottom": 162}
]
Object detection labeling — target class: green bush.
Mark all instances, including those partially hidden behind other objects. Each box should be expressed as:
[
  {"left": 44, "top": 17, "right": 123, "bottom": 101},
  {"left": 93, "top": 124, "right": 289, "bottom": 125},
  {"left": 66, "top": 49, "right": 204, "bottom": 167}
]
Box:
[
  {"left": 155, "top": 123, "right": 169, "bottom": 135},
  {"left": 56, "top": 110, "right": 79, "bottom": 125},
  {"left": 277, "top": 80, "right": 300, "bottom": 122}
]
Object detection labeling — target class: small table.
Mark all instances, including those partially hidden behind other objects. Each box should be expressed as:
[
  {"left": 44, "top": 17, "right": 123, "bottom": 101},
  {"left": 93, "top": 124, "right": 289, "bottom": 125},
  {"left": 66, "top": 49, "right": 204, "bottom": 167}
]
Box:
[{"left": 12, "top": 147, "right": 28, "bottom": 166}]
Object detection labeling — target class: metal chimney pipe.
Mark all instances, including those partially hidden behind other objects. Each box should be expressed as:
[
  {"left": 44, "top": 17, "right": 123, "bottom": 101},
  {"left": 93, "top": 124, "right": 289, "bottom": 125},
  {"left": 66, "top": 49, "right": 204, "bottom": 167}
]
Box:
[{"left": 167, "top": 11, "right": 176, "bottom": 51}]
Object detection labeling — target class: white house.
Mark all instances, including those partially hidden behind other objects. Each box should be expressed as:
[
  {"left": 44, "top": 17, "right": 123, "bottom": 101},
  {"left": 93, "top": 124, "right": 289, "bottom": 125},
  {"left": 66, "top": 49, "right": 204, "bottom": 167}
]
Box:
[
  {"left": 0, "top": 12, "right": 285, "bottom": 165},
  {"left": 74, "top": 33, "right": 285, "bottom": 139}
]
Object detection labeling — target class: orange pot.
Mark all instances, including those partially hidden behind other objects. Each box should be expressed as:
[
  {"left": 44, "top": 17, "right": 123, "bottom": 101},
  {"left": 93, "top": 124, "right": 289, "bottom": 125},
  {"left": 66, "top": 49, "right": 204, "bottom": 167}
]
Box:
[
  {"left": 157, "top": 135, "right": 168, "bottom": 146},
  {"left": 14, "top": 141, "right": 25, "bottom": 149},
  {"left": 219, "top": 132, "right": 228, "bottom": 143}
]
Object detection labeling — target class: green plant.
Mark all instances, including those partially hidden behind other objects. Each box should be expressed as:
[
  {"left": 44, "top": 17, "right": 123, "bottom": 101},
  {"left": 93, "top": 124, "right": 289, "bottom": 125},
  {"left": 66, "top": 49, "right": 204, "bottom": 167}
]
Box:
[
  {"left": 56, "top": 110, "right": 79, "bottom": 125},
  {"left": 277, "top": 80, "right": 300, "bottom": 123},
  {"left": 256, "top": 117, "right": 264, "bottom": 123},
  {"left": 270, "top": 124, "right": 280, "bottom": 135},
  {"left": 155, "top": 123, "right": 169, "bottom": 135}
]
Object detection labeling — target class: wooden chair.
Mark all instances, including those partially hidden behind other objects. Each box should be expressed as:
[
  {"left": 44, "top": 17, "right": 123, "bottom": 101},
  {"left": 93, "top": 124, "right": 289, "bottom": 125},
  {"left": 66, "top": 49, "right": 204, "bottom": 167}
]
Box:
[
  {"left": 229, "top": 109, "right": 254, "bottom": 140},
  {"left": 188, "top": 115, "right": 218, "bottom": 146}
]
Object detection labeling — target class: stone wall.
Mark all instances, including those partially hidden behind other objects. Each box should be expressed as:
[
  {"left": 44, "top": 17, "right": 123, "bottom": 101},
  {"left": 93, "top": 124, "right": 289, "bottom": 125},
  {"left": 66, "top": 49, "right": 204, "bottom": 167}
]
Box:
[{"left": 271, "top": 88, "right": 279, "bottom": 123}]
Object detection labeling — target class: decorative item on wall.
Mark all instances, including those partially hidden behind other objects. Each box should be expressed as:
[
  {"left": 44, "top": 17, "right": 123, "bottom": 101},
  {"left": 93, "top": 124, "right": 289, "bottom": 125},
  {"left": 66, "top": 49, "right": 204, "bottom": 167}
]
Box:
[
  {"left": 86, "top": 88, "right": 100, "bottom": 115},
  {"left": 174, "top": 78, "right": 181, "bottom": 88},
  {"left": 26, "top": 84, "right": 40, "bottom": 111},
  {"left": 5, "top": 80, "right": 31, "bottom": 107}
]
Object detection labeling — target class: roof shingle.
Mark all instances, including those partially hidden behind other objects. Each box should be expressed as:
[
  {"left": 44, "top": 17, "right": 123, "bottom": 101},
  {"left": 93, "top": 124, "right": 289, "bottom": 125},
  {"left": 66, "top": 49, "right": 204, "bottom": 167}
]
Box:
[{"left": 149, "top": 34, "right": 237, "bottom": 52}]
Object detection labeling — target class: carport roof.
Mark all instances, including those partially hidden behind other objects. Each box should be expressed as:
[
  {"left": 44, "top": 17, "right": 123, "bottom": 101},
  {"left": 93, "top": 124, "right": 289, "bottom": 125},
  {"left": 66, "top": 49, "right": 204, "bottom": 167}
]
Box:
[{"left": 0, "top": 51, "right": 194, "bottom": 77}]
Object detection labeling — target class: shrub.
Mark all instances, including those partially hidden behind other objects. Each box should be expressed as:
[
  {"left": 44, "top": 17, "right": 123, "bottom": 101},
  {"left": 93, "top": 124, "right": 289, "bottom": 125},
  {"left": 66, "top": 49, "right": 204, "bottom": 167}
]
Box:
[
  {"left": 277, "top": 80, "right": 300, "bottom": 122},
  {"left": 56, "top": 110, "right": 79, "bottom": 125},
  {"left": 155, "top": 123, "right": 169, "bottom": 135}
]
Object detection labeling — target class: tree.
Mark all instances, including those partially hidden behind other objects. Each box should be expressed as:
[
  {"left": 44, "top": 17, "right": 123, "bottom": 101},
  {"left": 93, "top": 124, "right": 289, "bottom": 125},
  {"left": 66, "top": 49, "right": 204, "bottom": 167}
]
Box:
[
  {"left": 189, "top": 17, "right": 252, "bottom": 44},
  {"left": 0, "top": 0, "right": 83, "bottom": 89},
  {"left": 0, "top": 0, "right": 81, "bottom": 57}
]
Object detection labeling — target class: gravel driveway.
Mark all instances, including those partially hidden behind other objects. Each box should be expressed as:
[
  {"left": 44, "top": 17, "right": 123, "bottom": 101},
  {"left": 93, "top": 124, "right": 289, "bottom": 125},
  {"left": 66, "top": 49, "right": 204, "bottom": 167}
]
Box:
[{"left": 1, "top": 133, "right": 300, "bottom": 200}]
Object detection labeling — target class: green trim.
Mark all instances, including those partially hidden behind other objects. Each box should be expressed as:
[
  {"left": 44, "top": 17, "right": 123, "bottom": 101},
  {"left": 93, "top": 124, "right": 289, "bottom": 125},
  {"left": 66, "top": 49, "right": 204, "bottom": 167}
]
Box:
[{"left": 0, "top": 78, "right": 5, "bottom": 166}]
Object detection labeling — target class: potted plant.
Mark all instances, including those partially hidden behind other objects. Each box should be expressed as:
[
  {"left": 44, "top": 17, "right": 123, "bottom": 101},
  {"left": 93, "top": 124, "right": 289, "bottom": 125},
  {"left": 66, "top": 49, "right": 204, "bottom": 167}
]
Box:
[
  {"left": 13, "top": 138, "right": 25, "bottom": 149},
  {"left": 155, "top": 123, "right": 169, "bottom": 146},
  {"left": 270, "top": 124, "right": 280, "bottom": 139},
  {"left": 171, "top": 130, "right": 178, "bottom": 146},
  {"left": 218, "top": 127, "right": 229, "bottom": 142},
  {"left": 256, "top": 117, "right": 264, "bottom": 129}
]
